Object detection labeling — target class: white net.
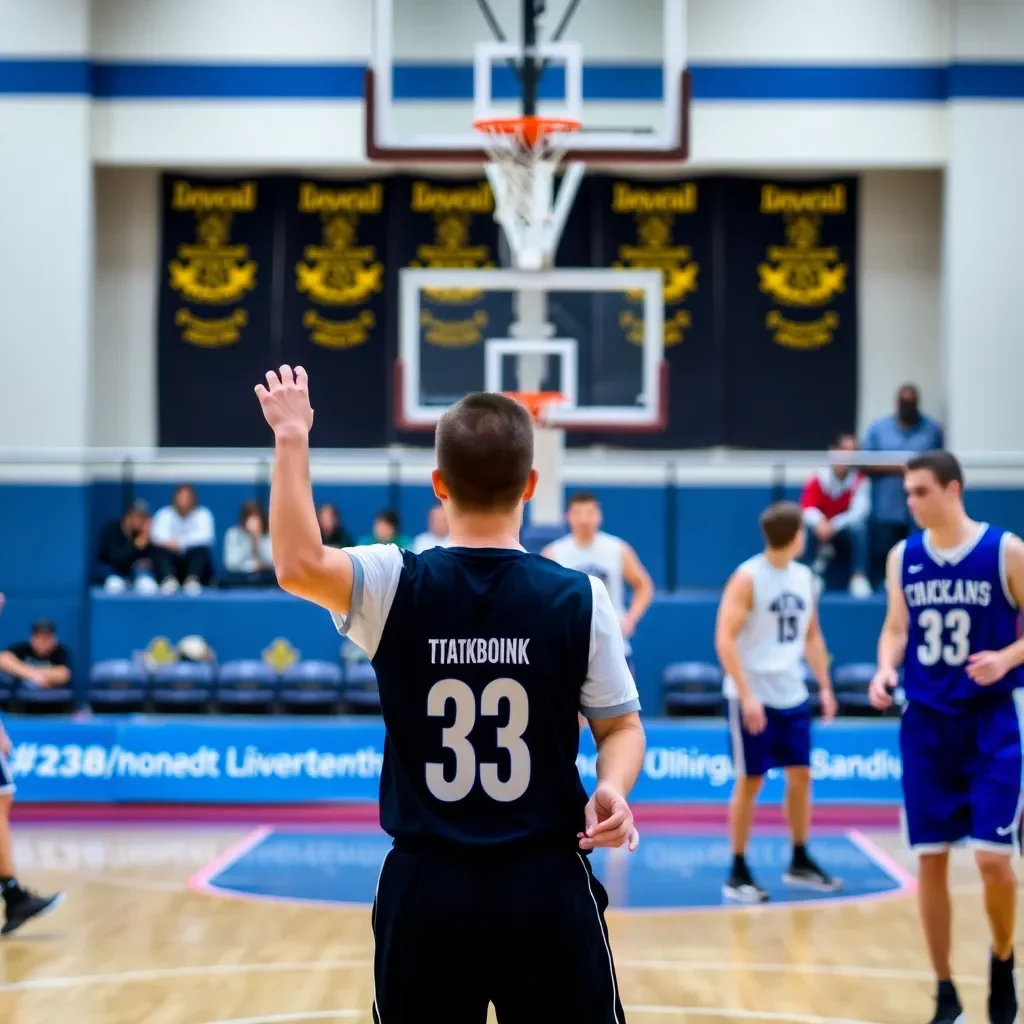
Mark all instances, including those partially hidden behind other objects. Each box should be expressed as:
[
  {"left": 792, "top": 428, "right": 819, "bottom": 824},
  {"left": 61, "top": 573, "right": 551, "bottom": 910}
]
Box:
[{"left": 475, "top": 117, "right": 580, "bottom": 271}]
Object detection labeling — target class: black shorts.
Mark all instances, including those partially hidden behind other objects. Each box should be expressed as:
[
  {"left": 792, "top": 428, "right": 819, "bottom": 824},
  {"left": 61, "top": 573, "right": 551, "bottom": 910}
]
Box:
[{"left": 371, "top": 845, "right": 625, "bottom": 1023}]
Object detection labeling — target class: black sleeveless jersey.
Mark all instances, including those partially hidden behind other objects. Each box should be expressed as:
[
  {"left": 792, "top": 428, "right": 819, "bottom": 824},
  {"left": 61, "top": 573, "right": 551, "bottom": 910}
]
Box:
[{"left": 337, "top": 545, "right": 635, "bottom": 850}]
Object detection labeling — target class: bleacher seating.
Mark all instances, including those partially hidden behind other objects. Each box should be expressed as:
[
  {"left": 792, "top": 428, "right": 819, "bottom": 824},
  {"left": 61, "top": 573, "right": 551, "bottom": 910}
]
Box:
[
  {"left": 151, "top": 663, "right": 215, "bottom": 713},
  {"left": 215, "top": 660, "right": 278, "bottom": 714},
  {"left": 15, "top": 676, "right": 76, "bottom": 714},
  {"left": 342, "top": 661, "right": 380, "bottom": 713},
  {"left": 661, "top": 662, "right": 723, "bottom": 717},
  {"left": 833, "top": 662, "right": 884, "bottom": 716},
  {"left": 89, "top": 659, "right": 148, "bottom": 713},
  {"left": 280, "top": 661, "right": 344, "bottom": 714}
]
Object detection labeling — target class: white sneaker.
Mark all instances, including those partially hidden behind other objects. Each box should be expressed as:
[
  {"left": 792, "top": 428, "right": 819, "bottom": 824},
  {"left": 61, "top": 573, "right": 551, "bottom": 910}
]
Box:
[
  {"left": 134, "top": 575, "right": 159, "bottom": 596},
  {"left": 849, "top": 574, "right": 872, "bottom": 599},
  {"left": 182, "top": 577, "right": 203, "bottom": 596},
  {"left": 160, "top": 577, "right": 180, "bottom": 595},
  {"left": 104, "top": 575, "right": 127, "bottom": 594}
]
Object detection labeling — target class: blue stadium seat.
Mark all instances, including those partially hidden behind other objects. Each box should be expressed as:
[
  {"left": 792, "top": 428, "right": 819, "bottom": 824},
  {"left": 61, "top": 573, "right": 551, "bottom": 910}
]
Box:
[
  {"left": 280, "top": 661, "right": 343, "bottom": 714},
  {"left": 342, "top": 661, "right": 381, "bottom": 713},
  {"left": 661, "top": 661, "right": 723, "bottom": 717},
  {"left": 832, "top": 662, "right": 878, "bottom": 715},
  {"left": 215, "top": 660, "right": 278, "bottom": 714},
  {"left": 151, "top": 663, "right": 215, "bottom": 713},
  {"left": 89, "top": 659, "right": 149, "bottom": 713},
  {"left": 15, "top": 674, "right": 76, "bottom": 714}
]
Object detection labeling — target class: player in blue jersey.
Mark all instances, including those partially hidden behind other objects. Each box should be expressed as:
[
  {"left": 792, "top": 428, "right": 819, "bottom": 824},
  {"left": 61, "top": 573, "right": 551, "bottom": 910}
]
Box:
[
  {"left": 256, "top": 366, "right": 645, "bottom": 1024},
  {"left": 870, "top": 450, "right": 1024, "bottom": 1024}
]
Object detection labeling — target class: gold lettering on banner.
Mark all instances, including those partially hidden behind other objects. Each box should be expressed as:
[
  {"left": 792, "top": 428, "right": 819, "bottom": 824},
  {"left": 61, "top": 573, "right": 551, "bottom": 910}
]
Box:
[
  {"left": 409, "top": 182, "right": 496, "bottom": 347},
  {"left": 612, "top": 184, "right": 700, "bottom": 348},
  {"left": 294, "top": 184, "right": 385, "bottom": 349},
  {"left": 757, "top": 185, "right": 848, "bottom": 349},
  {"left": 175, "top": 309, "right": 248, "bottom": 347},
  {"left": 168, "top": 191, "right": 258, "bottom": 345}
]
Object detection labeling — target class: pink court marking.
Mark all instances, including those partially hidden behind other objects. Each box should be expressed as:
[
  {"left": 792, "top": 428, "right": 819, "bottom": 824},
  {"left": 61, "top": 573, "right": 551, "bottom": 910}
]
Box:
[{"left": 188, "top": 826, "right": 274, "bottom": 895}]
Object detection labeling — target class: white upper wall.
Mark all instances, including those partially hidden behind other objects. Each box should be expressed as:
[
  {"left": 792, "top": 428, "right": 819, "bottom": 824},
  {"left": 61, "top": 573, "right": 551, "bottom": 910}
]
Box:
[
  {"left": 0, "top": 0, "right": 89, "bottom": 55},
  {"left": 689, "top": 0, "right": 950, "bottom": 62},
  {"left": 90, "top": 0, "right": 371, "bottom": 61}
]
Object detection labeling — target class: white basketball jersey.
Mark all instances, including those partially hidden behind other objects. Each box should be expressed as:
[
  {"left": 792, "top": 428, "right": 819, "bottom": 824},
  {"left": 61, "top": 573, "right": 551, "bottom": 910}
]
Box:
[
  {"left": 722, "top": 554, "right": 813, "bottom": 709},
  {"left": 546, "top": 531, "right": 629, "bottom": 652}
]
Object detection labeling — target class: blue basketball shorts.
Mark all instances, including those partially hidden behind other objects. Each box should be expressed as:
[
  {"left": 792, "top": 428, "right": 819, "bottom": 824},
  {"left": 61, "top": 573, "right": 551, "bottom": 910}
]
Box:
[
  {"left": 728, "top": 698, "right": 812, "bottom": 778},
  {"left": 900, "top": 694, "right": 1024, "bottom": 854}
]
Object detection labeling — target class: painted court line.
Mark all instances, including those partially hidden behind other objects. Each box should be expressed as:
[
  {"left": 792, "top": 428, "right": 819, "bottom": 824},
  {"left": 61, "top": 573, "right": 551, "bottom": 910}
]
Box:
[
  {"left": 188, "top": 826, "right": 274, "bottom": 895},
  {"left": 0, "top": 958, "right": 985, "bottom": 996},
  {"left": 846, "top": 830, "right": 917, "bottom": 890}
]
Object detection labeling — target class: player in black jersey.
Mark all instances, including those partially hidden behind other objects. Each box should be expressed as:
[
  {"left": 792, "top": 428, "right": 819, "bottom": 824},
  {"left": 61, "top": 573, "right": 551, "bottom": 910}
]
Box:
[{"left": 257, "top": 366, "right": 645, "bottom": 1024}]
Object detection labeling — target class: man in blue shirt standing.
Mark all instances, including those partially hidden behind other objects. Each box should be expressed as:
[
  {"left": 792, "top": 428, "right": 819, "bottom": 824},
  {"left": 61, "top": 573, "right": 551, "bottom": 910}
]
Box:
[{"left": 861, "top": 383, "right": 944, "bottom": 560}]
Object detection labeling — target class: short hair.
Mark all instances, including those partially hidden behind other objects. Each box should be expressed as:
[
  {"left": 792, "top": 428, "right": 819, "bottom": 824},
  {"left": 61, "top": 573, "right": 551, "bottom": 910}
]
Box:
[
  {"left": 375, "top": 509, "right": 400, "bottom": 528},
  {"left": 759, "top": 501, "right": 805, "bottom": 550},
  {"left": 906, "top": 450, "right": 963, "bottom": 489},
  {"left": 830, "top": 432, "right": 856, "bottom": 449},
  {"left": 435, "top": 393, "right": 534, "bottom": 512},
  {"left": 568, "top": 491, "right": 599, "bottom": 507}
]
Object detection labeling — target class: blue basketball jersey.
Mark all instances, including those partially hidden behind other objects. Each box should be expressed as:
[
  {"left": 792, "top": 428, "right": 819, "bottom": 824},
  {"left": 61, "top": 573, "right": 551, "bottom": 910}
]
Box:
[
  {"left": 333, "top": 544, "right": 639, "bottom": 850},
  {"left": 901, "top": 524, "right": 1023, "bottom": 712}
]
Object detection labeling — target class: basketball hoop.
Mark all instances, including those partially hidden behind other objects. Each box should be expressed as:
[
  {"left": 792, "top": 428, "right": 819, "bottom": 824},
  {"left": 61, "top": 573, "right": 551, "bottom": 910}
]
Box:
[
  {"left": 504, "top": 390, "right": 565, "bottom": 425},
  {"left": 474, "top": 115, "right": 582, "bottom": 271}
]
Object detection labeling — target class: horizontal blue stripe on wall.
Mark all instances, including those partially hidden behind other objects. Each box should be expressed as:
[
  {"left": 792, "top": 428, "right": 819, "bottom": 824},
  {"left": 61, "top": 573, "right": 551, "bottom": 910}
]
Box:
[{"left": 0, "top": 59, "right": 1022, "bottom": 101}]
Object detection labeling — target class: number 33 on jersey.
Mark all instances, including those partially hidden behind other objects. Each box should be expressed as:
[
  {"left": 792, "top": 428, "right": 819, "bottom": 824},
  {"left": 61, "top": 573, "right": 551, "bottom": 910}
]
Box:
[{"left": 901, "top": 525, "right": 1023, "bottom": 710}]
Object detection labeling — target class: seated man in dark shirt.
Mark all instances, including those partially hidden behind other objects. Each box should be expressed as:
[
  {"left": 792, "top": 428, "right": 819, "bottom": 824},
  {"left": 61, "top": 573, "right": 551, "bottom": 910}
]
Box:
[
  {"left": 0, "top": 621, "right": 72, "bottom": 691},
  {"left": 97, "top": 501, "right": 159, "bottom": 593}
]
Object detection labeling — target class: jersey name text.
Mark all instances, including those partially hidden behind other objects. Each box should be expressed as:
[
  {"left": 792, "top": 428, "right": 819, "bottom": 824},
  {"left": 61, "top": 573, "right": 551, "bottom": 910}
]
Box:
[
  {"left": 904, "top": 578, "right": 992, "bottom": 609},
  {"left": 428, "top": 637, "right": 531, "bottom": 666}
]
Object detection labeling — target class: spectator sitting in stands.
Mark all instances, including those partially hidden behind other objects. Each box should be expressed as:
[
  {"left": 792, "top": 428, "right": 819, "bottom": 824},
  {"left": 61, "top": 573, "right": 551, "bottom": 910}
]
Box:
[
  {"left": 801, "top": 433, "right": 872, "bottom": 598},
  {"left": 97, "top": 500, "right": 159, "bottom": 594},
  {"left": 861, "top": 383, "right": 943, "bottom": 560},
  {"left": 0, "top": 620, "right": 71, "bottom": 690},
  {"left": 222, "top": 500, "right": 275, "bottom": 587},
  {"left": 151, "top": 484, "right": 215, "bottom": 595},
  {"left": 411, "top": 504, "right": 450, "bottom": 553},
  {"left": 318, "top": 502, "right": 354, "bottom": 549},
  {"left": 358, "top": 509, "right": 411, "bottom": 548}
]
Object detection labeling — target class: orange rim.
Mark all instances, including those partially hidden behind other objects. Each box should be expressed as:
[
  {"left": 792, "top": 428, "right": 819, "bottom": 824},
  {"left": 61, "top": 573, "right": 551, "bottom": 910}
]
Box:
[
  {"left": 474, "top": 115, "right": 582, "bottom": 147},
  {"left": 504, "top": 391, "right": 565, "bottom": 422}
]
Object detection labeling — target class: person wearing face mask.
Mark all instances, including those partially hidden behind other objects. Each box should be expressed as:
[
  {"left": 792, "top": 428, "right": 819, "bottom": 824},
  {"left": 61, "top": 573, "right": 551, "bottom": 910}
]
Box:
[{"left": 861, "top": 384, "right": 944, "bottom": 563}]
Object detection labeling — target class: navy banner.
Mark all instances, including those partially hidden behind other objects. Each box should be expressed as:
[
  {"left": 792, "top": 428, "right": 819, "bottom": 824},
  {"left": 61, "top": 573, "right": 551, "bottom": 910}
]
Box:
[
  {"left": 594, "top": 177, "right": 721, "bottom": 448},
  {"left": 158, "top": 175, "right": 278, "bottom": 447},
  {"left": 282, "top": 179, "right": 391, "bottom": 448},
  {"left": 721, "top": 178, "right": 858, "bottom": 449},
  {"left": 392, "top": 177, "right": 511, "bottom": 441}
]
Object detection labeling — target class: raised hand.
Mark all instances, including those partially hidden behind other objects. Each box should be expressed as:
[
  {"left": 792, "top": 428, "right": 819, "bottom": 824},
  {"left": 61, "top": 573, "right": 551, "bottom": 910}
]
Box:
[{"left": 255, "top": 365, "right": 314, "bottom": 439}]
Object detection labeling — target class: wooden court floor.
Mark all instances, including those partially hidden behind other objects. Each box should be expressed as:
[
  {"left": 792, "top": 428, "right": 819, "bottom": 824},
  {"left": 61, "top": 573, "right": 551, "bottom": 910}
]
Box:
[{"left": 0, "top": 825, "right": 1016, "bottom": 1024}]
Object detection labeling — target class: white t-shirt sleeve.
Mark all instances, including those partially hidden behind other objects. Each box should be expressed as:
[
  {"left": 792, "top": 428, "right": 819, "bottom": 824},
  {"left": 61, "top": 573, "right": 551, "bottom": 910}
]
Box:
[
  {"left": 330, "top": 544, "right": 405, "bottom": 658},
  {"left": 580, "top": 575, "right": 641, "bottom": 719}
]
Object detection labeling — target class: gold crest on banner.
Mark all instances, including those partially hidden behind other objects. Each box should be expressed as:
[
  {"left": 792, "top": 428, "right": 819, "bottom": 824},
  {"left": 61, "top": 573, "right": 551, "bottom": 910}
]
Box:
[
  {"left": 409, "top": 181, "right": 495, "bottom": 347},
  {"left": 610, "top": 183, "right": 699, "bottom": 347},
  {"left": 168, "top": 183, "right": 258, "bottom": 347},
  {"left": 296, "top": 213, "right": 383, "bottom": 349},
  {"left": 758, "top": 184, "right": 848, "bottom": 349}
]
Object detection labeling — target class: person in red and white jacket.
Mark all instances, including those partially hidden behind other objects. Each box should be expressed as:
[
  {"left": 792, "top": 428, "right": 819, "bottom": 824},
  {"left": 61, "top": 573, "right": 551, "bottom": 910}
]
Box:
[{"left": 800, "top": 433, "right": 872, "bottom": 598}]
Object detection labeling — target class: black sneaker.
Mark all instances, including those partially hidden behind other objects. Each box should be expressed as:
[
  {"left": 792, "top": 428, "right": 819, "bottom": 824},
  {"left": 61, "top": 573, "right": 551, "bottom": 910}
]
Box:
[
  {"left": 988, "top": 949, "right": 1017, "bottom": 1024},
  {"left": 722, "top": 867, "right": 770, "bottom": 904},
  {"left": 783, "top": 854, "right": 843, "bottom": 893},
  {"left": 928, "top": 981, "right": 965, "bottom": 1024},
  {"left": 2, "top": 889, "right": 64, "bottom": 936}
]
